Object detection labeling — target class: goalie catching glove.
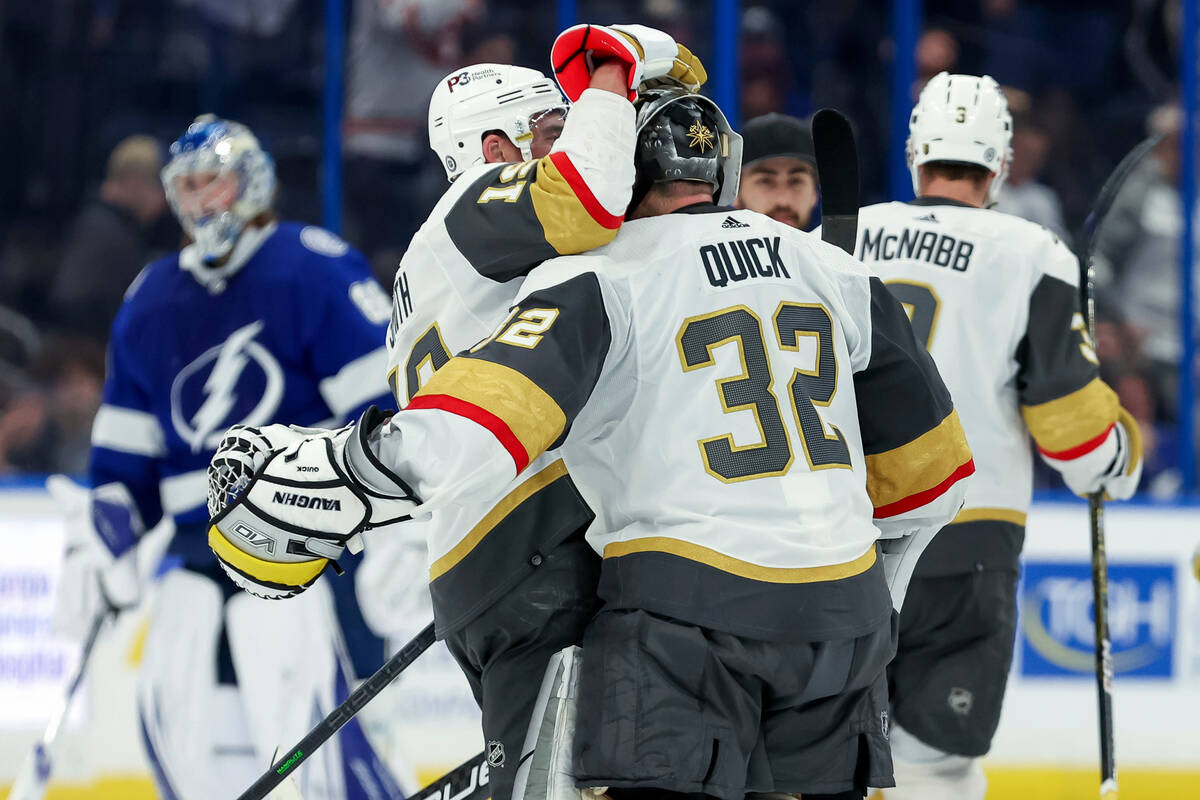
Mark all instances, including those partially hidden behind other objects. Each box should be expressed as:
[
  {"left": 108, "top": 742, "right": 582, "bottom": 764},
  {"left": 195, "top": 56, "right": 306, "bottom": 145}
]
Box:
[
  {"left": 551, "top": 23, "right": 707, "bottom": 102},
  {"left": 206, "top": 407, "right": 418, "bottom": 599}
]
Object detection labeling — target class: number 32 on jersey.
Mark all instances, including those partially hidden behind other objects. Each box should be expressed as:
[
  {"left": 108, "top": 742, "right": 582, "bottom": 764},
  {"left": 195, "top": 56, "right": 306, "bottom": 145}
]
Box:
[
  {"left": 677, "top": 302, "right": 852, "bottom": 483},
  {"left": 393, "top": 308, "right": 561, "bottom": 403}
]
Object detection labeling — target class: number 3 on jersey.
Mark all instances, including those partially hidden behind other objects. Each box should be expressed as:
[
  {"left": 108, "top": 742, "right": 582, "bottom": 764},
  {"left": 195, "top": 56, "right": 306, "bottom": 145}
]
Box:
[
  {"left": 884, "top": 280, "right": 940, "bottom": 348},
  {"left": 677, "top": 302, "right": 851, "bottom": 483}
]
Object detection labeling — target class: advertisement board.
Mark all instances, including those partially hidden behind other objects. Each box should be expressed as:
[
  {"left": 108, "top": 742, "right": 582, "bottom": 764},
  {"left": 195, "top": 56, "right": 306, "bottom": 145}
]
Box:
[{"left": 0, "top": 489, "right": 1197, "bottom": 797}]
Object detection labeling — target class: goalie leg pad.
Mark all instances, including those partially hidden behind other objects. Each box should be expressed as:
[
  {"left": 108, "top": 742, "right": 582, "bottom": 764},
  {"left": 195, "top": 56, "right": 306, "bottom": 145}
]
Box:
[
  {"left": 228, "top": 580, "right": 404, "bottom": 800},
  {"left": 879, "top": 724, "right": 986, "bottom": 800},
  {"left": 137, "top": 570, "right": 259, "bottom": 798},
  {"left": 514, "top": 646, "right": 598, "bottom": 800}
]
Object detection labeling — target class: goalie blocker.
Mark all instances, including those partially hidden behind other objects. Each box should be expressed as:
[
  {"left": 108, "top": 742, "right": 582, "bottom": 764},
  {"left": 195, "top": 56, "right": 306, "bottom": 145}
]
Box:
[{"left": 207, "top": 408, "right": 418, "bottom": 598}]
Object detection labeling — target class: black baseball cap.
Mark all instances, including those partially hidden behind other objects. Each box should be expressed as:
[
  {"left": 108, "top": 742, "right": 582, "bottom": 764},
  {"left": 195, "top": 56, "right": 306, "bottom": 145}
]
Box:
[{"left": 740, "top": 113, "right": 816, "bottom": 169}]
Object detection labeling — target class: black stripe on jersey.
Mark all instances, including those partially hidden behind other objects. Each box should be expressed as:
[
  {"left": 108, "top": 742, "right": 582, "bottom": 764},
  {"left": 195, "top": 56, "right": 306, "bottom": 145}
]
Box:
[
  {"left": 1016, "top": 273, "right": 1099, "bottom": 406},
  {"left": 855, "top": 277, "right": 955, "bottom": 454},
  {"left": 913, "top": 518, "right": 1025, "bottom": 578},
  {"left": 596, "top": 548, "right": 892, "bottom": 643},
  {"left": 463, "top": 272, "right": 612, "bottom": 449},
  {"left": 445, "top": 162, "right": 560, "bottom": 283},
  {"left": 428, "top": 470, "right": 594, "bottom": 635}
]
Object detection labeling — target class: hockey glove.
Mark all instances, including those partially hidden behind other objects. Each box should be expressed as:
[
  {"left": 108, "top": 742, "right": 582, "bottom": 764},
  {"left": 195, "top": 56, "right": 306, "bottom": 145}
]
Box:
[
  {"left": 1050, "top": 408, "right": 1144, "bottom": 501},
  {"left": 551, "top": 23, "right": 705, "bottom": 103},
  {"left": 1100, "top": 410, "right": 1144, "bottom": 501},
  {"left": 206, "top": 407, "right": 418, "bottom": 599},
  {"left": 49, "top": 475, "right": 143, "bottom": 638}
]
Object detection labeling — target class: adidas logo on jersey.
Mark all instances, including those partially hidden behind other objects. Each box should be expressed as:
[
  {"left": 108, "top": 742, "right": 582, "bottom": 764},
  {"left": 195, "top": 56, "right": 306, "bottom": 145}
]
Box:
[
  {"left": 721, "top": 216, "right": 750, "bottom": 228},
  {"left": 916, "top": 213, "right": 939, "bottom": 223},
  {"left": 273, "top": 491, "right": 342, "bottom": 511}
]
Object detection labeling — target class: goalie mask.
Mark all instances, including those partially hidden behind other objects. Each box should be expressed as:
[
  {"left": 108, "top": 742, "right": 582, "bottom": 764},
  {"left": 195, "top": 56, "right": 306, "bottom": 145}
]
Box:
[
  {"left": 630, "top": 87, "right": 743, "bottom": 212},
  {"left": 162, "top": 115, "right": 276, "bottom": 263},
  {"left": 907, "top": 72, "right": 1013, "bottom": 205},
  {"left": 429, "top": 63, "right": 568, "bottom": 182}
]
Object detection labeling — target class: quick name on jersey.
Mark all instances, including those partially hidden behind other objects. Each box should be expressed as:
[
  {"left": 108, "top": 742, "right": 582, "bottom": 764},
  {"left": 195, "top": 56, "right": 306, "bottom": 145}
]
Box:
[
  {"left": 859, "top": 226, "right": 975, "bottom": 272},
  {"left": 701, "top": 235, "right": 789, "bottom": 287}
]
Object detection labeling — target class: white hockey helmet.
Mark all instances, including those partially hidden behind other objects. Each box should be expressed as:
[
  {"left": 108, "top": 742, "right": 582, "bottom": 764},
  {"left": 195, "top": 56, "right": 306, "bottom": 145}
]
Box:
[
  {"left": 428, "top": 63, "right": 567, "bottom": 181},
  {"left": 907, "top": 72, "right": 1013, "bottom": 204}
]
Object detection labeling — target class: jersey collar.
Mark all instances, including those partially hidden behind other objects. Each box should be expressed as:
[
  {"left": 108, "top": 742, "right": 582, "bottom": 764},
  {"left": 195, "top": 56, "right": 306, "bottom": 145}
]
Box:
[
  {"left": 671, "top": 202, "right": 735, "bottom": 215},
  {"left": 179, "top": 221, "right": 278, "bottom": 294},
  {"left": 908, "top": 196, "right": 976, "bottom": 208}
]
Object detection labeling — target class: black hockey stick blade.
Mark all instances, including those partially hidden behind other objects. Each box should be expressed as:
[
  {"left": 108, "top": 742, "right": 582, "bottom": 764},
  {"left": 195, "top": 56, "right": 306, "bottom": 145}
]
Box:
[
  {"left": 1083, "top": 134, "right": 1163, "bottom": 251},
  {"left": 813, "top": 108, "right": 860, "bottom": 254},
  {"left": 410, "top": 751, "right": 490, "bottom": 800},
  {"left": 238, "top": 621, "right": 437, "bottom": 800},
  {"left": 1080, "top": 133, "right": 1162, "bottom": 320}
]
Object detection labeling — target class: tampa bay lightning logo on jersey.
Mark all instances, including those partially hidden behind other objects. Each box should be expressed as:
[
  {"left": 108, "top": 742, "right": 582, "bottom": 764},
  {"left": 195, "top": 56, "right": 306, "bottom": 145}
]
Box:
[{"left": 170, "top": 320, "right": 284, "bottom": 452}]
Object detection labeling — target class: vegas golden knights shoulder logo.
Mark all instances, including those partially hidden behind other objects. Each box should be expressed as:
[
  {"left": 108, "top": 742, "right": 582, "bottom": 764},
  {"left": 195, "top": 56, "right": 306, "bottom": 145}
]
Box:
[{"left": 688, "top": 122, "right": 715, "bottom": 151}]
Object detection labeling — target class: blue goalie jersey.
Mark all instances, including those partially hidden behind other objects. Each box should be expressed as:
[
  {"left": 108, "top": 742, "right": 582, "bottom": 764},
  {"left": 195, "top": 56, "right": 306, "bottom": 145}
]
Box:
[{"left": 90, "top": 222, "right": 394, "bottom": 566}]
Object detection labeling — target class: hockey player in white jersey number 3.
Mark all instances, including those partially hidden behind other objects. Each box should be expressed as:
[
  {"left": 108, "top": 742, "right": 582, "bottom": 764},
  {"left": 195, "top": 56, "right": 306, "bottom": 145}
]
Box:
[
  {"left": 207, "top": 82, "right": 979, "bottom": 800},
  {"left": 849, "top": 73, "right": 1143, "bottom": 800}
]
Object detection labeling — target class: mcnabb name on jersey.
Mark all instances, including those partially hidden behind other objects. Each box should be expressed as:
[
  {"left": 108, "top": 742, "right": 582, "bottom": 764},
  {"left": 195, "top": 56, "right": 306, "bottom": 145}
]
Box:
[
  {"left": 701, "top": 236, "right": 789, "bottom": 288},
  {"left": 859, "top": 227, "right": 974, "bottom": 272},
  {"left": 273, "top": 491, "right": 342, "bottom": 511}
]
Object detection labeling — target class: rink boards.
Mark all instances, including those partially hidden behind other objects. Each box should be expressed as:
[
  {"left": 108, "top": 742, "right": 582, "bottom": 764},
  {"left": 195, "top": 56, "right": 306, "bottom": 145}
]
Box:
[{"left": 0, "top": 486, "right": 1197, "bottom": 799}]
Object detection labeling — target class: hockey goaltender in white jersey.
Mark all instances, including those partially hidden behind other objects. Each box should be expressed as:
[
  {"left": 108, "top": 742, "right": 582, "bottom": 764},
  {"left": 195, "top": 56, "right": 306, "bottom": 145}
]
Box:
[
  {"left": 372, "top": 28, "right": 707, "bottom": 800},
  {"left": 206, "top": 87, "right": 977, "bottom": 799},
  {"left": 373, "top": 202, "right": 974, "bottom": 635}
]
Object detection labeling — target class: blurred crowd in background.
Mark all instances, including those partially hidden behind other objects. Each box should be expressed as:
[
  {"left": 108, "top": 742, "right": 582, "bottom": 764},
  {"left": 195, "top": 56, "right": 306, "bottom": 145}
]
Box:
[{"left": 0, "top": 0, "right": 1195, "bottom": 496}]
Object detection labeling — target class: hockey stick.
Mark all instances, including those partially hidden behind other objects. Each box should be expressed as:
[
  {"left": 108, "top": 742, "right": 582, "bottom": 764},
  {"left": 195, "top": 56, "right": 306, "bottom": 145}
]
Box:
[
  {"left": 812, "top": 108, "right": 860, "bottom": 254},
  {"left": 1079, "top": 133, "right": 1161, "bottom": 798},
  {"left": 8, "top": 610, "right": 108, "bottom": 800},
  {"left": 409, "top": 751, "right": 490, "bottom": 800},
  {"left": 237, "top": 621, "right": 437, "bottom": 800}
]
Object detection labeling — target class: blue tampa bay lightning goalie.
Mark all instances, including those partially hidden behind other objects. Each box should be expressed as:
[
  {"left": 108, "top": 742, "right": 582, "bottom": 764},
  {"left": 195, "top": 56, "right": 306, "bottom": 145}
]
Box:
[{"left": 55, "top": 115, "right": 408, "bottom": 799}]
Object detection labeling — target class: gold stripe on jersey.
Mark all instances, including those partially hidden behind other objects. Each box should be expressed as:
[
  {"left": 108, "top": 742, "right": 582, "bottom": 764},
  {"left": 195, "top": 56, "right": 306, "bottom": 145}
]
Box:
[
  {"left": 865, "top": 409, "right": 973, "bottom": 514},
  {"left": 1021, "top": 377, "right": 1118, "bottom": 456},
  {"left": 529, "top": 153, "right": 622, "bottom": 254},
  {"left": 414, "top": 357, "right": 566, "bottom": 466},
  {"left": 603, "top": 536, "right": 877, "bottom": 584},
  {"left": 952, "top": 507, "right": 1028, "bottom": 527},
  {"left": 429, "top": 459, "right": 569, "bottom": 581}
]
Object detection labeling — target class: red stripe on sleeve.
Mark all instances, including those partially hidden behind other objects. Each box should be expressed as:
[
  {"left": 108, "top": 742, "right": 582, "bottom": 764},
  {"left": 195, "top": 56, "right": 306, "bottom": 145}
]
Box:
[
  {"left": 406, "top": 394, "right": 530, "bottom": 473},
  {"left": 547, "top": 151, "right": 624, "bottom": 230},
  {"left": 1037, "top": 423, "right": 1115, "bottom": 461},
  {"left": 873, "top": 458, "right": 976, "bottom": 519}
]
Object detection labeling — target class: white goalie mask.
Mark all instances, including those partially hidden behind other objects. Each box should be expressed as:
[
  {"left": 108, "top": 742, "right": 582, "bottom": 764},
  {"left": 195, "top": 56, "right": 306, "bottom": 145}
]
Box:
[
  {"left": 161, "top": 115, "right": 276, "bottom": 263},
  {"left": 907, "top": 72, "right": 1013, "bottom": 205},
  {"left": 428, "top": 63, "right": 568, "bottom": 182}
]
